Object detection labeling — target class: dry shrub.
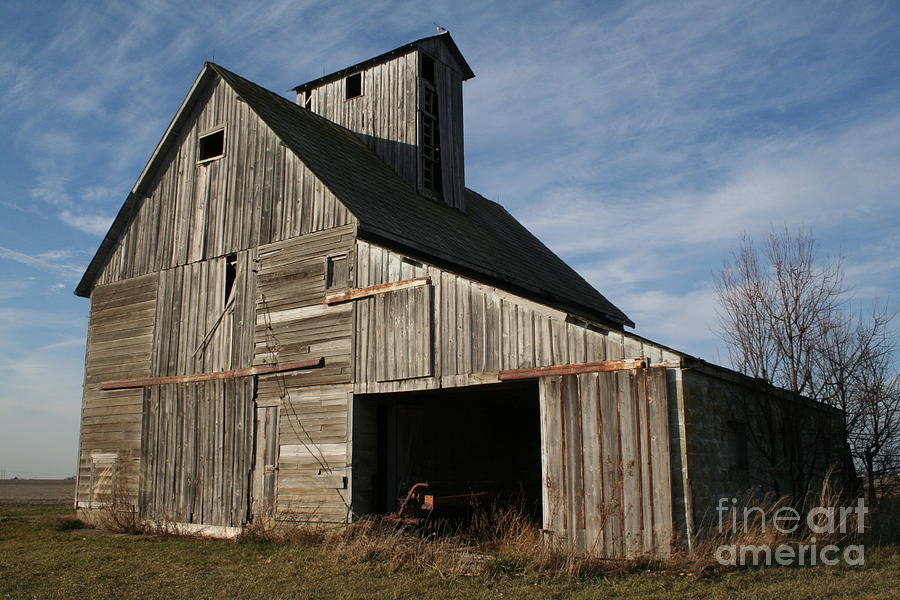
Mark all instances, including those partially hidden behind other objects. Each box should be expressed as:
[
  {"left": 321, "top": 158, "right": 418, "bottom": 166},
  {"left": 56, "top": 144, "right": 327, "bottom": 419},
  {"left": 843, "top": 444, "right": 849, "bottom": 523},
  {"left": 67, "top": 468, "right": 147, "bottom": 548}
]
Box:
[
  {"left": 81, "top": 487, "right": 184, "bottom": 537},
  {"left": 329, "top": 517, "right": 473, "bottom": 575},
  {"left": 80, "top": 495, "right": 143, "bottom": 535}
]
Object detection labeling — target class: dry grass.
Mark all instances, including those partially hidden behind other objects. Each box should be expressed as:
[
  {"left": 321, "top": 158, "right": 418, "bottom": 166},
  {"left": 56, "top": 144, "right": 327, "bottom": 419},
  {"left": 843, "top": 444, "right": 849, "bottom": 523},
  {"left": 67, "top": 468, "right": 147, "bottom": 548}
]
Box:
[
  {"left": 684, "top": 471, "right": 888, "bottom": 571},
  {"left": 236, "top": 503, "right": 661, "bottom": 580},
  {"left": 237, "top": 515, "right": 483, "bottom": 576},
  {"left": 81, "top": 475, "right": 900, "bottom": 581},
  {"left": 3, "top": 504, "right": 899, "bottom": 600}
]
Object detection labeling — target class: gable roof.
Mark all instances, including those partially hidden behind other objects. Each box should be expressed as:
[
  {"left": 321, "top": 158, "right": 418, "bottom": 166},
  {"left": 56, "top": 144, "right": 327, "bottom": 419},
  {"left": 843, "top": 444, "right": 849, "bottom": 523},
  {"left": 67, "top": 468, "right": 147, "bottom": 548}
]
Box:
[
  {"left": 292, "top": 32, "right": 475, "bottom": 93},
  {"left": 74, "top": 65, "right": 219, "bottom": 299},
  {"left": 76, "top": 61, "right": 633, "bottom": 329}
]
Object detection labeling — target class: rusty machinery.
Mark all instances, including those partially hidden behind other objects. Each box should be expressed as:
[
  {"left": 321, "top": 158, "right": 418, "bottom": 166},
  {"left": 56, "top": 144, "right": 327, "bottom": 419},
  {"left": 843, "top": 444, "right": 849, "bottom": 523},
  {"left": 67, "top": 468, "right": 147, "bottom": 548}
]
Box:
[{"left": 387, "top": 482, "right": 489, "bottom": 524}]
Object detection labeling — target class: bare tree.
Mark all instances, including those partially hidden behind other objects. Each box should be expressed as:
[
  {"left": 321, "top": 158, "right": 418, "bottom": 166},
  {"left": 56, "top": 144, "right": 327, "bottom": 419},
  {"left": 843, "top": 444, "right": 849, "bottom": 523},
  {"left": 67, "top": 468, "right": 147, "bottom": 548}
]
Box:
[
  {"left": 714, "top": 227, "right": 898, "bottom": 504},
  {"left": 823, "top": 312, "right": 900, "bottom": 506}
]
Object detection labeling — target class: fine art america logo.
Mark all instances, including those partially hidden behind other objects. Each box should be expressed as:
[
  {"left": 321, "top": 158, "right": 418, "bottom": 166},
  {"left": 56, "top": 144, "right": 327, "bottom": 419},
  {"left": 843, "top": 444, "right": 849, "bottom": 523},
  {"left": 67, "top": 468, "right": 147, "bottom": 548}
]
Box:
[{"left": 715, "top": 497, "right": 868, "bottom": 566}]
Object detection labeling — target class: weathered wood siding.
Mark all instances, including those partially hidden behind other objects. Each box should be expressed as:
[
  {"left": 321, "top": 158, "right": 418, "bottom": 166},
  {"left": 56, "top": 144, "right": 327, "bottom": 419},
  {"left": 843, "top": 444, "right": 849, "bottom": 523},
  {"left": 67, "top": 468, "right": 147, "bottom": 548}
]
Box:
[
  {"left": 302, "top": 52, "right": 419, "bottom": 190},
  {"left": 131, "top": 248, "right": 258, "bottom": 526},
  {"left": 374, "top": 284, "right": 434, "bottom": 382},
  {"left": 93, "top": 75, "right": 354, "bottom": 289},
  {"left": 76, "top": 273, "right": 158, "bottom": 507},
  {"left": 151, "top": 249, "right": 257, "bottom": 377},
  {"left": 255, "top": 225, "right": 356, "bottom": 381},
  {"left": 253, "top": 226, "right": 356, "bottom": 521},
  {"left": 300, "top": 45, "right": 465, "bottom": 211},
  {"left": 352, "top": 240, "right": 681, "bottom": 394},
  {"left": 264, "top": 382, "right": 352, "bottom": 522},
  {"left": 80, "top": 71, "right": 360, "bottom": 526},
  {"left": 540, "top": 369, "right": 673, "bottom": 558},
  {"left": 417, "top": 37, "right": 466, "bottom": 212},
  {"left": 139, "top": 379, "right": 255, "bottom": 527}
]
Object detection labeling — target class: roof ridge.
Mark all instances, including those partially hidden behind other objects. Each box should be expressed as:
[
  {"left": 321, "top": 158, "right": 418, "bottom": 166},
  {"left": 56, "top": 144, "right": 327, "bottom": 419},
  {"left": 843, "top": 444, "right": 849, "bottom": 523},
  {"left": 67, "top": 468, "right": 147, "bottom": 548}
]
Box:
[
  {"left": 78, "top": 61, "right": 632, "bottom": 328},
  {"left": 291, "top": 31, "right": 474, "bottom": 93},
  {"left": 208, "top": 63, "right": 367, "bottom": 144}
]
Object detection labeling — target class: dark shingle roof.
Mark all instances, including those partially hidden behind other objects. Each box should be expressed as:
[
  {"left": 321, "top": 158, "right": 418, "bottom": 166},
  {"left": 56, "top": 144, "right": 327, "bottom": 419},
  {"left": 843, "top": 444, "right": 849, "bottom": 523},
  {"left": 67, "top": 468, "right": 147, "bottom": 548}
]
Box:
[{"left": 211, "top": 63, "right": 632, "bottom": 328}]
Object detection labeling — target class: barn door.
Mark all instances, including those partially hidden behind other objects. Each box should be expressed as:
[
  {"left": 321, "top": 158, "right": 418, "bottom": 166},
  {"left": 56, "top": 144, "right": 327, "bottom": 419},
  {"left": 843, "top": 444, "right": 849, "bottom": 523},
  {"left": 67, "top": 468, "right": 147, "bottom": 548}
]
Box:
[
  {"left": 139, "top": 379, "right": 255, "bottom": 527},
  {"left": 252, "top": 405, "right": 279, "bottom": 518},
  {"left": 539, "top": 367, "right": 672, "bottom": 558}
]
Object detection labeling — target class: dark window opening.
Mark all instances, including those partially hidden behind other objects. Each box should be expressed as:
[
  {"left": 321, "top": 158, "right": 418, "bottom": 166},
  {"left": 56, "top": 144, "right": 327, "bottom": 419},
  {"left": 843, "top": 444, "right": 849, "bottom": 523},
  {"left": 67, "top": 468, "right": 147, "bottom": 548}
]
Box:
[
  {"left": 224, "top": 253, "right": 237, "bottom": 303},
  {"left": 421, "top": 86, "right": 442, "bottom": 197},
  {"left": 727, "top": 420, "right": 749, "bottom": 470},
  {"left": 326, "top": 254, "right": 349, "bottom": 289},
  {"left": 345, "top": 73, "right": 362, "bottom": 99},
  {"left": 421, "top": 53, "right": 435, "bottom": 84},
  {"left": 304, "top": 90, "right": 312, "bottom": 109},
  {"left": 198, "top": 129, "right": 225, "bottom": 162}
]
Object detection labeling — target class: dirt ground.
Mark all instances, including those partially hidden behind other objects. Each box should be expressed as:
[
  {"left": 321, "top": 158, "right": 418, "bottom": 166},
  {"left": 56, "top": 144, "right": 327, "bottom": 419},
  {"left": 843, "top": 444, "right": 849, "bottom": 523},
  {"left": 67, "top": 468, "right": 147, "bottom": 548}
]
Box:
[{"left": 0, "top": 479, "right": 74, "bottom": 506}]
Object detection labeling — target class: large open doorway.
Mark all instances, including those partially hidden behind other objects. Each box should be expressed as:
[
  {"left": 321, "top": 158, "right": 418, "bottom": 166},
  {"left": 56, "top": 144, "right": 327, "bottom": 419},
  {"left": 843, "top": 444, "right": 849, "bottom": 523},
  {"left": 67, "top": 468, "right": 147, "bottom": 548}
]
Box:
[{"left": 351, "top": 380, "right": 542, "bottom": 522}]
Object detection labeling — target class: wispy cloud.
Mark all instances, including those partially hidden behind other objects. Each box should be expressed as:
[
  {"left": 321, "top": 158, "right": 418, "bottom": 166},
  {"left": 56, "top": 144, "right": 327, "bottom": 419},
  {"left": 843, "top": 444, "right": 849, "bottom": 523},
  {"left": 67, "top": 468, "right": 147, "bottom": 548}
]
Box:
[
  {"left": 0, "top": 246, "right": 85, "bottom": 278},
  {"left": 621, "top": 284, "right": 719, "bottom": 348},
  {"left": 58, "top": 210, "right": 112, "bottom": 236},
  {"left": 29, "top": 175, "right": 71, "bottom": 207}
]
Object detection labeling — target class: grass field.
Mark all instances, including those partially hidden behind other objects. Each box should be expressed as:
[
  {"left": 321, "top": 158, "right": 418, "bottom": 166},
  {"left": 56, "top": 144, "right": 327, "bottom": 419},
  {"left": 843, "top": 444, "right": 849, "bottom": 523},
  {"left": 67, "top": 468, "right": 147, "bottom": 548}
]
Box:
[{"left": 1, "top": 502, "right": 898, "bottom": 600}]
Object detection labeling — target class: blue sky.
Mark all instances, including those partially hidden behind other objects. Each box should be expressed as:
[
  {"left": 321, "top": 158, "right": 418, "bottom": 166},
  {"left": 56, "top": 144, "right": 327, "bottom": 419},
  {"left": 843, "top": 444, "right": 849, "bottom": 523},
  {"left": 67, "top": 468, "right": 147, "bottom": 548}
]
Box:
[{"left": 1, "top": 0, "right": 898, "bottom": 477}]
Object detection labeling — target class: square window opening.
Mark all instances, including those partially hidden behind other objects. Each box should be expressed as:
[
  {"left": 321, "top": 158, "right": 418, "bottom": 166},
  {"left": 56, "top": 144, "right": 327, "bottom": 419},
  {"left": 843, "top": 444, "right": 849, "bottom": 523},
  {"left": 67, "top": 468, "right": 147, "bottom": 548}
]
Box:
[
  {"left": 326, "top": 254, "right": 349, "bottom": 289},
  {"left": 198, "top": 129, "right": 225, "bottom": 162},
  {"left": 345, "top": 73, "right": 362, "bottom": 99}
]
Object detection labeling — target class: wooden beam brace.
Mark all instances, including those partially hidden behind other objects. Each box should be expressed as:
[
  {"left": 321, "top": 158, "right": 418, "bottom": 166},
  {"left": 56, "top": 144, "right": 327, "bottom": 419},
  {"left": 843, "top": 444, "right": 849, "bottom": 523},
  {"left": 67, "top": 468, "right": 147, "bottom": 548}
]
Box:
[
  {"left": 98, "top": 357, "right": 325, "bottom": 390},
  {"left": 498, "top": 357, "right": 647, "bottom": 381},
  {"left": 324, "top": 277, "right": 430, "bottom": 305}
]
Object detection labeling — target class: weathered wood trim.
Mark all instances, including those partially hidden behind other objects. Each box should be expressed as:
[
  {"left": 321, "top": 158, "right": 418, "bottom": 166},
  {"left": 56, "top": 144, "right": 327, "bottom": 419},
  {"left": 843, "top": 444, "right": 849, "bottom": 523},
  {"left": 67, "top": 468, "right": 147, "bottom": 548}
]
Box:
[
  {"left": 499, "top": 358, "right": 647, "bottom": 381},
  {"left": 323, "top": 277, "right": 430, "bottom": 305},
  {"left": 650, "top": 360, "right": 683, "bottom": 368},
  {"left": 99, "top": 357, "right": 324, "bottom": 390}
]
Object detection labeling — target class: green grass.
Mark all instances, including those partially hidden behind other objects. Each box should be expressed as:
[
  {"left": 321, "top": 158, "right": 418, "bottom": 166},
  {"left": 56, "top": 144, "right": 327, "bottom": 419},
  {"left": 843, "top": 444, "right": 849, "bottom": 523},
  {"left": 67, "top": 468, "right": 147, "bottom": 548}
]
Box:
[{"left": 1, "top": 506, "right": 898, "bottom": 600}]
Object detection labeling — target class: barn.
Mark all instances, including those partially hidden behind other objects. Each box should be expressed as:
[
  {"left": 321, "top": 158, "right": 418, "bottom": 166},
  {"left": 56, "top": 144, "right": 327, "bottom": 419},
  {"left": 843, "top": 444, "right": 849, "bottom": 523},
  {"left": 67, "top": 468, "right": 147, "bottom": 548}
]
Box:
[{"left": 74, "top": 32, "right": 848, "bottom": 556}]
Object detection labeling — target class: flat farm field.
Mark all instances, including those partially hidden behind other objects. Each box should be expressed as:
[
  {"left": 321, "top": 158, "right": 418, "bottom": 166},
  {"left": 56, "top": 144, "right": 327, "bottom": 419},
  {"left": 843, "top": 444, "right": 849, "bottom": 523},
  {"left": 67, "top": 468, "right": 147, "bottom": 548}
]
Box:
[{"left": 0, "top": 479, "right": 74, "bottom": 506}]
